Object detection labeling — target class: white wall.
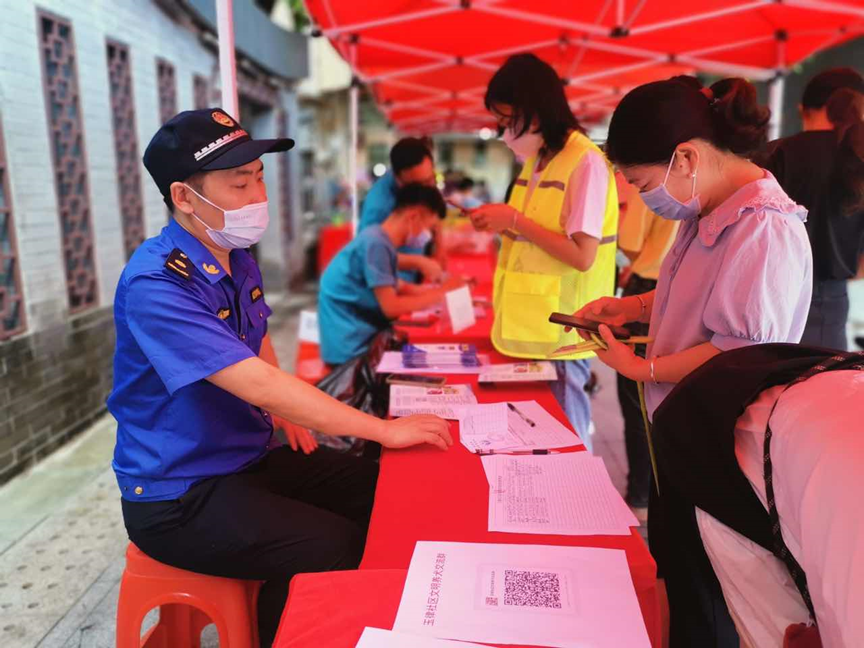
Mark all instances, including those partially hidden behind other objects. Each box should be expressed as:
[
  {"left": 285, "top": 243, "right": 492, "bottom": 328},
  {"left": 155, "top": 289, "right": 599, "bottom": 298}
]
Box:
[{"left": 0, "top": 0, "right": 300, "bottom": 334}]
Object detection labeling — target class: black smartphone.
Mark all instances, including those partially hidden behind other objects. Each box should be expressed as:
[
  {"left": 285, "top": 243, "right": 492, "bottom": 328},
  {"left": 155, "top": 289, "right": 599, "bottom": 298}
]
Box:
[
  {"left": 548, "top": 312, "right": 631, "bottom": 339},
  {"left": 386, "top": 373, "right": 447, "bottom": 387}
]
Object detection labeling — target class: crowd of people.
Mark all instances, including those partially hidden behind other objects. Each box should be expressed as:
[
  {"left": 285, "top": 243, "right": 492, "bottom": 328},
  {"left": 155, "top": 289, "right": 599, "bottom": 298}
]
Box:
[{"left": 106, "top": 50, "right": 863, "bottom": 647}]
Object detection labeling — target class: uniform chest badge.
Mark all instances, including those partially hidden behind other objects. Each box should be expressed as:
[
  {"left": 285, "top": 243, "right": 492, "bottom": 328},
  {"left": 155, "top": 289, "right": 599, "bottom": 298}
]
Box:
[
  {"left": 250, "top": 286, "right": 263, "bottom": 302},
  {"left": 202, "top": 263, "right": 220, "bottom": 275},
  {"left": 217, "top": 308, "right": 231, "bottom": 320}
]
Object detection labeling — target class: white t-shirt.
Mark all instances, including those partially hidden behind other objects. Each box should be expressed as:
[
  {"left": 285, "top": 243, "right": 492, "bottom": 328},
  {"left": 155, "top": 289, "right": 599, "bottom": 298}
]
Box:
[
  {"left": 523, "top": 149, "right": 608, "bottom": 240},
  {"left": 696, "top": 370, "right": 864, "bottom": 648}
]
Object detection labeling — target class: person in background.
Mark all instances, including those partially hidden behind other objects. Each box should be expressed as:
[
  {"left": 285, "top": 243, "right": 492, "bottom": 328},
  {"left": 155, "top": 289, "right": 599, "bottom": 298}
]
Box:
[
  {"left": 576, "top": 76, "right": 813, "bottom": 647},
  {"left": 319, "top": 184, "right": 465, "bottom": 367},
  {"left": 614, "top": 172, "right": 679, "bottom": 517},
  {"left": 467, "top": 54, "right": 620, "bottom": 451},
  {"left": 450, "top": 177, "right": 483, "bottom": 209},
  {"left": 359, "top": 137, "right": 446, "bottom": 282},
  {"left": 476, "top": 179, "right": 492, "bottom": 203},
  {"left": 757, "top": 68, "right": 864, "bottom": 350}
]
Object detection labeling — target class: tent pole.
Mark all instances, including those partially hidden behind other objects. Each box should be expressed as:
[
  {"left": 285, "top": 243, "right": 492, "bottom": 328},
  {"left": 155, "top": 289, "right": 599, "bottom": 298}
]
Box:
[
  {"left": 349, "top": 44, "right": 359, "bottom": 237},
  {"left": 769, "top": 35, "right": 787, "bottom": 141},
  {"left": 215, "top": 0, "right": 239, "bottom": 120}
]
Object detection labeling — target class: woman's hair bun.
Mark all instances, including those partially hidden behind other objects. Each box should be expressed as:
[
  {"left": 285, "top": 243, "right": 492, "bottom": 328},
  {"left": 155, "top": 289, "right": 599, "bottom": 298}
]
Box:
[{"left": 708, "top": 78, "right": 771, "bottom": 156}]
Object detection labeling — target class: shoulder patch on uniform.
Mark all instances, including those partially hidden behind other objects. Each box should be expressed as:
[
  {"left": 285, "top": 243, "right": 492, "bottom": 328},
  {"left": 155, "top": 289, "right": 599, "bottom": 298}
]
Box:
[
  {"left": 217, "top": 307, "right": 231, "bottom": 320},
  {"left": 164, "top": 248, "right": 191, "bottom": 281},
  {"left": 250, "top": 286, "right": 263, "bottom": 303}
]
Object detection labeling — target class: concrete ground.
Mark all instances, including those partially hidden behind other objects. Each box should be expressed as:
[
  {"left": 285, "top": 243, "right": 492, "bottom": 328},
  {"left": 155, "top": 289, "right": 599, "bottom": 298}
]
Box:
[{"left": 1, "top": 282, "right": 862, "bottom": 647}]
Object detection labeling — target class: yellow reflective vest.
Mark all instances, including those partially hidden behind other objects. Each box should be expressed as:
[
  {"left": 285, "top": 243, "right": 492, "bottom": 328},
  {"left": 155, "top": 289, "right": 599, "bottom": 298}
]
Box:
[{"left": 492, "top": 130, "right": 619, "bottom": 360}]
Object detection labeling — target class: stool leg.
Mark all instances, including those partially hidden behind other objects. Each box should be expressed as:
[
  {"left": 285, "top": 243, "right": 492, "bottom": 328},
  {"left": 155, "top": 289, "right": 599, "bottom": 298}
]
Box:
[
  {"left": 190, "top": 608, "right": 213, "bottom": 648},
  {"left": 117, "top": 579, "right": 155, "bottom": 648},
  {"left": 156, "top": 604, "right": 197, "bottom": 647}
]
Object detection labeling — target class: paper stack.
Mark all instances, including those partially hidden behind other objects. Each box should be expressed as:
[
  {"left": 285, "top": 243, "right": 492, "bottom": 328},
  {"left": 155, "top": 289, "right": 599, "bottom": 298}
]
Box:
[
  {"left": 392, "top": 541, "right": 651, "bottom": 648},
  {"left": 458, "top": 400, "right": 581, "bottom": 453},
  {"left": 481, "top": 452, "right": 639, "bottom": 536},
  {"left": 388, "top": 384, "right": 477, "bottom": 419},
  {"left": 477, "top": 361, "right": 557, "bottom": 383}
]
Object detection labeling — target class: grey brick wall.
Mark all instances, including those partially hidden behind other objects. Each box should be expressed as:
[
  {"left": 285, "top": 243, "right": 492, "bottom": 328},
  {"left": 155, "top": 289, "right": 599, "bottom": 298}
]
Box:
[
  {"left": 0, "top": 0, "right": 305, "bottom": 483},
  {"left": 0, "top": 308, "right": 114, "bottom": 485}
]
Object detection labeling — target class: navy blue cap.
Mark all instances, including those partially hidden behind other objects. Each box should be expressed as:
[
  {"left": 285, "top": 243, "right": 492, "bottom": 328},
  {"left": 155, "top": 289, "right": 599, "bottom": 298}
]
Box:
[{"left": 143, "top": 108, "right": 294, "bottom": 201}]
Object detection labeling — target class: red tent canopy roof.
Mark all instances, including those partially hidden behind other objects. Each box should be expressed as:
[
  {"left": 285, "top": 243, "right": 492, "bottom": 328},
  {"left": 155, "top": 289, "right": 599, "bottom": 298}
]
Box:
[{"left": 305, "top": 0, "right": 864, "bottom": 133}]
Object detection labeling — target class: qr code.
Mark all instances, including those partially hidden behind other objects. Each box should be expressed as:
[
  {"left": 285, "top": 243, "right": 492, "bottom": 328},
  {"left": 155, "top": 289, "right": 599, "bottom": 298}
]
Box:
[{"left": 503, "top": 570, "right": 562, "bottom": 609}]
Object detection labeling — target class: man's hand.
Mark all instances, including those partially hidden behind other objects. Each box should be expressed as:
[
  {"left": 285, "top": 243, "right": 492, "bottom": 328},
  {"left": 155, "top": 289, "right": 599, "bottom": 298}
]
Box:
[
  {"left": 414, "top": 256, "right": 444, "bottom": 282},
  {"left": 468, "top": 204, "right": 518, "bottom": 233},
  {"left": 272, "top": 415, "right": 318, "bottom": 454},
  {"left": 379, "top": 415, "right": 453, "bottom": 451}
]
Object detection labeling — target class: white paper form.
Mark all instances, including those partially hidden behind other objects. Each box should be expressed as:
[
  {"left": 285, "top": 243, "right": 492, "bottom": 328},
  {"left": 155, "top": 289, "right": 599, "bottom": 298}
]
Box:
[
  {"left": 389, "top": 384, "right": 477, "bottom": 419},
  {"left": 478, "top": 361, "right": 557, "bottom": 383},
  {"left": 481, "top": 453, "right": 639, "bottom": 536},
  {"left": 445, "top": 285, "right": 476, "bottom": 333},
  {"left": 355, "top": 627, "right": 488, "bottom": 648},
  {"left": 501, "top": 401, "right": 582, "bottom": 451},
  {"left": 377, "top": 352, "right": 490, "bottom": 375},
  {"left": 458, "top": 403, "right": 521, "bottom": 452},
  {"left": 392, "top": 541, "right": 651, "bottom": 648}
]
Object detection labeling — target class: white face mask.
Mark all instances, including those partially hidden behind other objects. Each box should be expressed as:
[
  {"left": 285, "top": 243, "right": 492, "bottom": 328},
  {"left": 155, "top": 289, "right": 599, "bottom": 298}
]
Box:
[
  {"left": 502, "top": 126, "right": 544, "bottom": 162},
  {"left": 184, "top": 184, "right": 269, "bottom": 249},
  {"left": 406, "top": 227, "right": 433, "bottom": 250}
]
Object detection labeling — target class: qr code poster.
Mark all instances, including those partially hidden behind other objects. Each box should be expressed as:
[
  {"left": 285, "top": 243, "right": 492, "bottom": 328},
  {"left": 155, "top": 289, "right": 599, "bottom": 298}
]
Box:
[{"left": 476, "top": 564, "right": 575, "bottom": 615}]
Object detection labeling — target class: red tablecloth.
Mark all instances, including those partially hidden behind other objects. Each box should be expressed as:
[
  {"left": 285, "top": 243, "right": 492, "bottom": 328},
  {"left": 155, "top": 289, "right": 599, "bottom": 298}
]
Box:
[{"left": 276, "top": 250, "right": 660, "bottom": 647}]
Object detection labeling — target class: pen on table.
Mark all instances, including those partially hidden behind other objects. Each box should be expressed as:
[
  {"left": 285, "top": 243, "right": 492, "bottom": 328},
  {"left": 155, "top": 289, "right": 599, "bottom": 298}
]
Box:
[
  {"left": 474, "top": 449, "right": 561, "bottom": 456},
  {"left": 507, "top": 402, "right": 536, "bottom": 427}
]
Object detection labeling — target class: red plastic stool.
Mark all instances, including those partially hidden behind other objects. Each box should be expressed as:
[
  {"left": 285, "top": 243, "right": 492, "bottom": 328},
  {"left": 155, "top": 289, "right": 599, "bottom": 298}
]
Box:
[
  {"left": 116, "top": 544, "right": 262, "bottom": 648},
  {"left": 295, "top": 342, "right": 331, "bottom": 385}
]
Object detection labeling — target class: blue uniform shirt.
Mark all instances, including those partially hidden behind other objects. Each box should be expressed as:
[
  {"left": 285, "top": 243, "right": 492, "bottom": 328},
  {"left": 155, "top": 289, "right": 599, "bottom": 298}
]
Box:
[
  {"left": 360, "top": 171, "right": 423, "bottom": 281},
  {"left": 318, "top": 225, "right": 398, "bottom": 365},
  {"left": 108, "top": 218, "right": 274, "bottom": 501}
]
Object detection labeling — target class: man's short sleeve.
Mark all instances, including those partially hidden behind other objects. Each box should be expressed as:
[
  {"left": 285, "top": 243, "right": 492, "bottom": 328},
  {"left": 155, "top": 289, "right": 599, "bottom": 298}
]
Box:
[
  {"left": 363, "top": 235, "right": 398, "bottom": 289},
  {"left": 125, "top": 273, "right": 255, "bottom": 394}
]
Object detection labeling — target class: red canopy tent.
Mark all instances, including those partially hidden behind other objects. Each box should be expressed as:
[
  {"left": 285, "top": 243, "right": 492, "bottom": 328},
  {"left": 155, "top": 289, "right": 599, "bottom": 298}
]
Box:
[{"left": 301, "top": 0, "right": 862, "bottom": 229}]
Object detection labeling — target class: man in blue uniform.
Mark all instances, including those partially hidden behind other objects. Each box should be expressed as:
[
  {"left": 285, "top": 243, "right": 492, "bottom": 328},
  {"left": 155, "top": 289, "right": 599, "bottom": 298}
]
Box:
[
  {"left": 109, "top": 109, "right": 452, "bottom": 647},
  {"left": 360, "top": 137, "right": 446, "bottom": 282}
]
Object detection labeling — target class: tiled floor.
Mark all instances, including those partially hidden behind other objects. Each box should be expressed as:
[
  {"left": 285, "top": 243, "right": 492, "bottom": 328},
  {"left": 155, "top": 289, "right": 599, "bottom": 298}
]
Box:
[{"left": 2, "top": 283, "right": 862, "bottom": 647}]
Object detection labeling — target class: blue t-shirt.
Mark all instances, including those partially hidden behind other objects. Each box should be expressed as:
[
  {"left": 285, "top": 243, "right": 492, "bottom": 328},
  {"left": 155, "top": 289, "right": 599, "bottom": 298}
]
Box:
[
  {"left": 360, "top": 171, "right": 424, "bottom": 281},
  {"left": 318, "top": 225, "right": 398, "bottom": 365},
  {"left": 108, "top": 219, "right": 274, "bottom": 502}
]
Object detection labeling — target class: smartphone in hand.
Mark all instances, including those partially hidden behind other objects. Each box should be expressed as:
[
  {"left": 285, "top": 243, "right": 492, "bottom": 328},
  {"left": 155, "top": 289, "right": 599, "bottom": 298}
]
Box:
[{"left": 548, "top": 312, "right": 631, "bottom": 339}]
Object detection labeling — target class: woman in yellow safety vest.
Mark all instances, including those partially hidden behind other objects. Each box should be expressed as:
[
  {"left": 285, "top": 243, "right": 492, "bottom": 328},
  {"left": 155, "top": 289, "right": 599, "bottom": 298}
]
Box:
[{"left": 468, "top": 54, "right": 619, "bottom": 450}]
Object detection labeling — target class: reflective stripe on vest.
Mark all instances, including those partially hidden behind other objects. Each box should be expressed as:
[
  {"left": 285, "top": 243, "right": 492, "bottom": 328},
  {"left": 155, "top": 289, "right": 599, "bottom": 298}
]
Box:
[{"left": 492, "top": 130, "right": 619, "bottom": 360}]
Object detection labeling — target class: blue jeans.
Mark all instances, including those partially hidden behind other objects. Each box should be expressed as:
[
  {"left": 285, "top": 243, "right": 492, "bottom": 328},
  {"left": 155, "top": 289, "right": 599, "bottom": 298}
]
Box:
[{"left": 550, "top": 359, "right": 592, "bottom": 452}]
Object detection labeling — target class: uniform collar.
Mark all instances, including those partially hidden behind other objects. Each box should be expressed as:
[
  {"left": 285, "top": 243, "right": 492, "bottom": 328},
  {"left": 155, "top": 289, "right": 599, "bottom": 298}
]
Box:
[
  {"left": 166, "top": 218, "right": 228, "bottom": 283},
  {"left": 697, "top": 171, "right": 806, "bottom": 248}
]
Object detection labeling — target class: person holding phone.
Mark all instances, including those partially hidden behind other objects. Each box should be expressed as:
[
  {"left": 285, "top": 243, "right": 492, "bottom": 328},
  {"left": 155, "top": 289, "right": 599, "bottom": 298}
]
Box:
[
  {"left": 467, "top": 54, "right": 620, "bottom": 449},
  {"left": 574, "top": 77, "right": 813, "bottom": 647}
]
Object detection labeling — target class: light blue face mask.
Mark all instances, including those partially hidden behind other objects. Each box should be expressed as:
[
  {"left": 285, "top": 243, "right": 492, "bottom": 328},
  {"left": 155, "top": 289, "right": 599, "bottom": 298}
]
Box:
[
  {"left": 406, "top": 227, "right": 433, "bottom": 249},
  {"left": 640, "top": 151, "right": 701, "bottom": 221}
]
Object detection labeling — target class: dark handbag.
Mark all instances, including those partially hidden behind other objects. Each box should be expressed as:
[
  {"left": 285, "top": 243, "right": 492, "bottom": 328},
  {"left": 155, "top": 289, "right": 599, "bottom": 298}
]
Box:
[{"left": 312, "top": 329, "right": 406, "bottom": 455}]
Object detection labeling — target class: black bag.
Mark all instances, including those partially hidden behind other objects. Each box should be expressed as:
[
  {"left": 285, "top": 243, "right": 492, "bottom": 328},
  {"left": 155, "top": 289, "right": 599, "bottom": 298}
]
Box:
[{"left": 312, "top": 329, "right": 406, "bottom": 455}]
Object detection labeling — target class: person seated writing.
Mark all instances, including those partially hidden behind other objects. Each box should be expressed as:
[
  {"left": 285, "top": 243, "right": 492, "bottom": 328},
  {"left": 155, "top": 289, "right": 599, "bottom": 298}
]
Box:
[{"left": 319, "top": 183, "right": 465, "bottom": 366}]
